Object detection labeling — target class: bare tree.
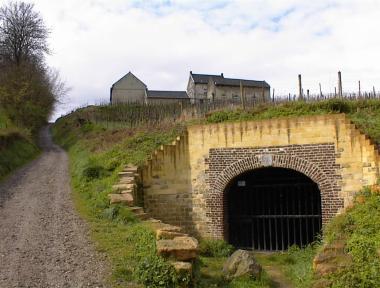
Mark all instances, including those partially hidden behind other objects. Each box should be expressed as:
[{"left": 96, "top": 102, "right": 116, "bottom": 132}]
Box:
[{"left": 0, "top": 1, "right": 49, "bottom": 65}]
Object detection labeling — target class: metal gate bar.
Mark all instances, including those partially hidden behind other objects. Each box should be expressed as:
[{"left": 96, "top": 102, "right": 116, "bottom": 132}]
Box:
[{"left": 228, "top": 169, "right": 322, "bottom": 251}]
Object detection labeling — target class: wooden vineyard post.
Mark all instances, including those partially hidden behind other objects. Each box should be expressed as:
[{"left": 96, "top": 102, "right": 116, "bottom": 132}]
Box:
[
  {"left": 298, "top": 74, "right": 303, "bottom": 100},
  {"left": 240, "top": 80, "right": 246, "bottom": 110},
  {"left": 338, "top": 71, "right": 343, "bottom": 98}
]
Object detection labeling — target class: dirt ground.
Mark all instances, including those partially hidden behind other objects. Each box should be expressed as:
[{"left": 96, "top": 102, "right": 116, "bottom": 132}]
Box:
[{"left": 0, "top": 126, "right": 109, "bottom": 287}]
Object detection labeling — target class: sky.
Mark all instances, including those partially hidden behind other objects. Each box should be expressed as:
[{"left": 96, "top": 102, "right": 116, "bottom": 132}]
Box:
[{"left": 1, "top": 0, "right": 380, "bottom": 120}]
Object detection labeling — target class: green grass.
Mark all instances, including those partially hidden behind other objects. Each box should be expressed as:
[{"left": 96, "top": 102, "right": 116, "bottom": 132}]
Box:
[
  {"left": 320, "top": 189, "right": 380, "bottom": 287},
  {"left": 255, "top": 245, "right": 318, "bottom": 288},
  {"left": 0, "top": 131, "right": 39, "bottom": 180},
  {"left": 197, "top": 256, "right": 272, "bottom": 288},
  {"left": 53, "top": 98, "right": 380, "bottom": 287},
  {"left": 52, "top": 118, "right": 191, "bottom": 287},
  {"left": 0, "top": 110, "right": 12, "bottom": 129}
]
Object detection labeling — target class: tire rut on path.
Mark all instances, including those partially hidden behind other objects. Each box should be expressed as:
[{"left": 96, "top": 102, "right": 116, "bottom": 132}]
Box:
[{"left": 0, "top": 126, "right": 110, "bottom": 288}]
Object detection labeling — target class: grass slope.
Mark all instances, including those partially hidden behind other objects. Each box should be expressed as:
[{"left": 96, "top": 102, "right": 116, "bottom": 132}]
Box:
[
  {"left": 322, "top": 189, "right": 380, "bottom": 287},
  {"left": 0, "top": 110, "right": 39, "bottom": 179},
  {"left": 53, "top": 119, "right": 194, "bottom": 287},
  {"left": 53, "top": 98, "right": 380, "bottom": 287}
]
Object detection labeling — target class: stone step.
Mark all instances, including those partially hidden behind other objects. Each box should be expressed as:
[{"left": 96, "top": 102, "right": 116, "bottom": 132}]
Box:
[
  {"left": 135, "top": 212, "right": 150, "bottom": 220},
  {"left": 145, "top": 218, "right": 162, "bottom": 224},
  {"left": 157, "top": 236, "right": 199, "bottom": 261},
  {"left": 156, "top": 229, "right": 188, "bottom": 240},
  {"left": 170, "top": 261, "right": 192, "bottom": 274},
  {"left": 146, "top": 222, "right": 182, "bottom": 234},
  {"left": 108, "top": 193, "right": 134, "bottom": 205},
  {"left": 118, "top": 177, "right": 135, "bottom": 184},
  {"left": 129, "top": 206, "right": 144, "bottom": 214},
  {"left": 123, "top": 165, "right": 138, "bottom": 172},
  {"left": 322, "top": 242, "right": 345, "bottom": 254},
  {"left": 118, "top": 171, "right": 135, "bottom": 177},
  {"left": 120, "top": 189, "right": 134, "bottom": 194},
  {"left": 112, "top": 183, "right": 135, "bottom": 191}
]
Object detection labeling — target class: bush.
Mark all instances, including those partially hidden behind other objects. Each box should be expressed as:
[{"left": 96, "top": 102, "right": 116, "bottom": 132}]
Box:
[
  {"left": 199, "top": 239, "right": 235, "bottom": 257},
  {"left": 322, "top": 99, "right": 352, "bottom": 113},
  {"left": 206, "top": 111, "right": 231, "bottom": 123},
  {"left": 82, "top": 164, "right": 106, "bottom": 180},
  {"left": 136, "top": 255, "right": 191, "bottom": 288}
]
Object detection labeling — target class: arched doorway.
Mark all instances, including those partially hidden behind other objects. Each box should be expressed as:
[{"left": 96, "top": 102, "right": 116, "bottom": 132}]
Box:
[{"left": 227, "top": 167, "right": 322, "bottom": 251}]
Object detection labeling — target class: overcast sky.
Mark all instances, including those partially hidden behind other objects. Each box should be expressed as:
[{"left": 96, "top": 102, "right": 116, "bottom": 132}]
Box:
[{"left": 2, "top": 0, "right": 380, "bottom": 119}]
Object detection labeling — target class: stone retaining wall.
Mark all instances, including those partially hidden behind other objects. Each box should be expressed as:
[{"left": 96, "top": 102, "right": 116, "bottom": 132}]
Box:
[{"left": 141, "top": 114, "right": 380, "bottom": 239}]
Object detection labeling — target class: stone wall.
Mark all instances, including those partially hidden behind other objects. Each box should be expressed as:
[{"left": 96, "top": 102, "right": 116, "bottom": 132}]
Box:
[
  {"left": 141, "top": 133, "right": 193, "bottom": 231},
  {"left": 142, "top": 114, "right": 380, "bottom": 239}
]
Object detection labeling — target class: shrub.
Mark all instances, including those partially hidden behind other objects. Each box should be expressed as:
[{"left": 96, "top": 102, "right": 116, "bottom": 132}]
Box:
[
  {"left": 128, "top": 226, "right": 192, "bottom": 287},
  {"left": 136, "top": 255, "right": 191, "bottom": 288},
  {"left": 82, "top": 164, "right": 106, "bottom": 180},
  {"left": 102, "top": 206, "right": 118, "bottom": 220},
  {"left": 322, "top": 99, "right": 352, "bottom": 113},
  {"left": 199, "top": 239, "right": 235, "bottom": 257},
  {"left": 206, "top": 111, "right": 230, "bottom": 123}
]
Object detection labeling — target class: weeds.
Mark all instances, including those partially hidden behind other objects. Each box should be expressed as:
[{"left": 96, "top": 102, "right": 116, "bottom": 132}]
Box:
[
  {"left": 322, "top": 190, "right": 380, "bottom": 287},
  {"left": 199, "top": 239, "right": 235, "bottom": 258}
]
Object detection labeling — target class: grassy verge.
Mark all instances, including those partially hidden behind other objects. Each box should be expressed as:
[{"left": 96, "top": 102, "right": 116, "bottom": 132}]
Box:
[
  {"left": 320, "top": 189, "right": 380, "bottom": 287},
  {"left": 0, "top": 129, "right": 39, "bottom": 180},
  {"left": 53, "top": 118, "right": 193, "bottom": 287}
]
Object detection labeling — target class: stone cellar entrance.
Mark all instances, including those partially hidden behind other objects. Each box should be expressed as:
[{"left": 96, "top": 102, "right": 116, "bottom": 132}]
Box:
[{"left": 227, "top": 167, "right": 322, "bottom": 251}]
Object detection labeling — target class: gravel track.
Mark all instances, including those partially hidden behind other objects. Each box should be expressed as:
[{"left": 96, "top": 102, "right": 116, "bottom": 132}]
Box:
[{"left": 0, "top": 126, "right": 109, "bottom": 288}]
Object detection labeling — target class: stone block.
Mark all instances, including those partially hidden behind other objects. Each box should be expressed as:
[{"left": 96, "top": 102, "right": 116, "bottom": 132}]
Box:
[
  {"left": 171, "top": 261, "right": 192, "bottom": 274},
  {"left": 108, "top": 193, "right": 134, "bottom": 205},
  {"left": 222, "top": 250, "right": 262, "bottom": 280},
  {"left": 157, "top": 236, "right": 198, "bottom": 261},
  {"left": 112, "top": 183, "right": 134, "bottom": 191},
  {"left": 119, "top": 176, "right": 135, "bottom": 184},
  {"left": 156, "top": 229, "right": 188, "bottom": 240}
]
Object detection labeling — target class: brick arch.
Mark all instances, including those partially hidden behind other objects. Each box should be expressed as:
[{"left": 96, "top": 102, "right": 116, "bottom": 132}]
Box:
[{"left": 208, "top": 154, "right": 342, "bottom": 239}]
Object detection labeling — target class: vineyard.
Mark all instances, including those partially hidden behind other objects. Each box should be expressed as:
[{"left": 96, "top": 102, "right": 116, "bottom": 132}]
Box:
[{"left": 62, "top": 91, "right": 380, "bottom": 130}]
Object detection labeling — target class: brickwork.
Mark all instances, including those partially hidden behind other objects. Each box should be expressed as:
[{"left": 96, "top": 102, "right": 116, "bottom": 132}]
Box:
[{"left": 205, "top": 144, "right": 344, "bottom": 239}]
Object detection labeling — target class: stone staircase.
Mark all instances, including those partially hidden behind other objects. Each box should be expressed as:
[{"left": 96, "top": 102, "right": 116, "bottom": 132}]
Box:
[{"left": 108, "top": 164, "right": 198, "bottom": 276}]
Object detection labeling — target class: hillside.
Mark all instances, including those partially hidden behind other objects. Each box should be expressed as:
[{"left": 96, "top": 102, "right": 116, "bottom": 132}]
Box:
[
  {"left": 52, "top": 98, "right": 380, "bottom": 287},
  {"left": 0, "top": 110, "right": 39, "bottom": 179}
]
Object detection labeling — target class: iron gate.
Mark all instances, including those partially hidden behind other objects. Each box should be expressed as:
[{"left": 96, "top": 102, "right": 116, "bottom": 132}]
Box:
[{"left": 228, "top": 168, "right": 322, "bottom": 251}]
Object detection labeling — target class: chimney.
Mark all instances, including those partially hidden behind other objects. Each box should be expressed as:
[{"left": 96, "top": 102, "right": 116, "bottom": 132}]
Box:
[{"left": 221, "top": 73, "right": 224, "bottom": 77}]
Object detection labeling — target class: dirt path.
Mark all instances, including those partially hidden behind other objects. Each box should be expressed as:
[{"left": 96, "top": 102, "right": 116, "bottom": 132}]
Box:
[
  {"left": 263, "top": 264, "right": 293, "bottom": 288},
  {"left": 0, "top": 126, "right": 109, "bottom": 287}
]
